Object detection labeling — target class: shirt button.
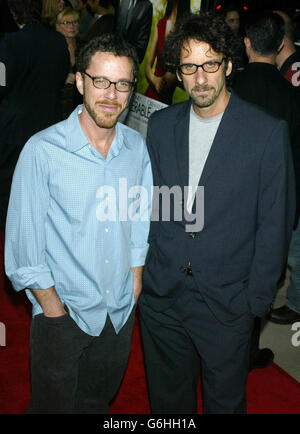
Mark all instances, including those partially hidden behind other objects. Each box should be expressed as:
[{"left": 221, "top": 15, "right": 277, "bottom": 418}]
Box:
[
  {"left": 105, "top": 228, "right": 109, "bottom": 232},
  {"left": 106, "top": 290, "right": 110, "bottom": 294},
  {"left": 105, "top": 259, "right": 109, "bottom": 264}
]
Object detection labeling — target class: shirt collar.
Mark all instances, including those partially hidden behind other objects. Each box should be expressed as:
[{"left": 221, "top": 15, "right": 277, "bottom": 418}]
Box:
[
  {"left": 65, "top": 105, "right": 128, "bottom": 155},
  {"left": 65, "top": 105, "right": 89, "bottom": 152}
]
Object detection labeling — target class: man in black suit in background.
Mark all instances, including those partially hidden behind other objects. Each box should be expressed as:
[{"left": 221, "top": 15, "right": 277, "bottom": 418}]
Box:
[
  {"left": 115, "top": 0, "right": 153, "bottom": 63},
  {"left": 0, "top": 0, "right": 69, "bottom": 230},
  {"left": 234, "top": 11, "right": 300, "bottom": 143},
  {"left": 233, "top": 12, "right": 300, "bottom": 355},
  {"left": 267, "top": 10, "right": 300, "bottom": 325}
]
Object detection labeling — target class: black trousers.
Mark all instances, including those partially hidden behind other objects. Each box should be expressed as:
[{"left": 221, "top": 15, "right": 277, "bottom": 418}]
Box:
[
  {"left": 139, "top": 278, "right": 254, "bottom": 414},
  {"left": 27, "top": 307, "right": 135, "bottom": 414}
]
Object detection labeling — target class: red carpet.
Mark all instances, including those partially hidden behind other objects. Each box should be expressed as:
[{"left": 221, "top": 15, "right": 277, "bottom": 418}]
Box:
[{"left": 0, "top": 233, "right": 300, "bottom": 414}]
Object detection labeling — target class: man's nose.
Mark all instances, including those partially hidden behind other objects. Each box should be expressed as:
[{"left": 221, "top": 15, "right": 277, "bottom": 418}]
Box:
[
  {"left": 195, "top": 66, "right": 208, "bottom": 85},
  {"left": 105, "top": 82, "right": 118, "bottom": 99}
]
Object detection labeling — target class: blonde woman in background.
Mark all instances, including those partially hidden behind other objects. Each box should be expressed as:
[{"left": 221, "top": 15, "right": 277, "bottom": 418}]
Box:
[{"left": 56, "top": 7, "right": 83, "bottom": 117}]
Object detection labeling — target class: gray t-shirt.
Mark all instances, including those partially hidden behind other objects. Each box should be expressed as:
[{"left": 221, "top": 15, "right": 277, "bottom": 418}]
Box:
[{"left": 187, "top": 105, "right": 223, "bottom": 213}]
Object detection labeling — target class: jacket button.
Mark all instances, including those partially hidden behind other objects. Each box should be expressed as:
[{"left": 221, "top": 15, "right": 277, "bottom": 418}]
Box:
[{"left": 187, "top": 266, "right": 193, "bottom": 276}]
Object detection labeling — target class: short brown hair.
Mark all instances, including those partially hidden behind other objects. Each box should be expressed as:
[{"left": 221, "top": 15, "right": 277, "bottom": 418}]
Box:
[{"left": 76, "top": 33, "right": 139, "bottom": 81}]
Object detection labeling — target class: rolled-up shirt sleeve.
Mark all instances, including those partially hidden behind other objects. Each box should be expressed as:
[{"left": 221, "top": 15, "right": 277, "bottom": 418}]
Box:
[
  {"left": 130, "top": 144, "right": 153, "bottom": 268},
  {"left": 5, "top": 137, "right": 55, "bottom": 291}
]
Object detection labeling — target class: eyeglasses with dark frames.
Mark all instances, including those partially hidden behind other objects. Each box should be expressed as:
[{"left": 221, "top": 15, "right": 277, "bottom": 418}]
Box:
[
  {"left": 83, "top": 72, "right": 135, "bottom": 92},
  {"left": 178, "top": 58, "right": 225, "bottom": 75}
]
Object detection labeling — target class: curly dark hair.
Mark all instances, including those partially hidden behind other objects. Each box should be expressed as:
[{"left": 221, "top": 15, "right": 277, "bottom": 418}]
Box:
[
  {"left": 162, "top": 12, "right": 241, "bottom": 77},
  {"left": 76, "top": 33, "right": 139, "bottom": 81},
  {"left": 244, "top": 11, "right": 285, "bottom": 55},
  {"left": 8, "top": 0, "right": 42, "bottom": 25}
]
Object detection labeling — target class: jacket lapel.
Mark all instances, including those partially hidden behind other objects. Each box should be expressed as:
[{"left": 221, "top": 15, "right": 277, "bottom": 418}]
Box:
[
  {"left": 199, "top": 92, "right": 241, "bottom": 186},
  {"left": 173, "top": 101, "right": 191, "bottom": 191}
]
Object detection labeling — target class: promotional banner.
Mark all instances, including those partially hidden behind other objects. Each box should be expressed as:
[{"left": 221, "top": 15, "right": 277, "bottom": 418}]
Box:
[
  {"left": 126, "top": 92, "right": 167, "bottom": 138},
  {"left": 126, "top": 1, "right": 202, "bottom": 135},
  {"left": 138, "top": 0, "right": 202, "bottom": 105}
]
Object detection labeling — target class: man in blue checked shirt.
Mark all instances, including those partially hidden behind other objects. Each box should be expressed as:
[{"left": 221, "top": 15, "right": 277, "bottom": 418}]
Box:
[{"left": 5, "top": 34, "right": 152, "bottom": 414}]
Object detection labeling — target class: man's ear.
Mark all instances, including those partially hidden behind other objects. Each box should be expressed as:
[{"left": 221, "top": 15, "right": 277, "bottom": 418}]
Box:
[
  {"left": 244, "top": 36, "right": 251, "bottom": 50},
  {"left": 75, "top": 71, "right": 84, "bottom": 96},
  {"left": 225, "top": 59, "right": 233, "bottom": 77}
]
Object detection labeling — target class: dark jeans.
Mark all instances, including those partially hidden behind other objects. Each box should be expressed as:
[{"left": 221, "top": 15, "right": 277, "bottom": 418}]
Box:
[{"left": 27, "top": 307, "right": 136, "bottom": 414}]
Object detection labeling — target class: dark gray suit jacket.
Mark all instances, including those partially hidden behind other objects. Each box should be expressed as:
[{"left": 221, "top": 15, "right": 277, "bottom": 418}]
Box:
[{"left": 141, "top": 92, "right": 296, "bottom": 324}]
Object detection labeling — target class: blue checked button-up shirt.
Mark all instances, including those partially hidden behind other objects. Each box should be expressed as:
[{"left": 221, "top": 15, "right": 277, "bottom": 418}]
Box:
[{"left": 5, "top": 105, "right": 153, "bottom": 336}]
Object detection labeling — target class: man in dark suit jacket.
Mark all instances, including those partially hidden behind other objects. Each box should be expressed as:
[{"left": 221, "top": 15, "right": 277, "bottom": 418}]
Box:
[
  {"left": 268, "top": 10, "right": 300, "bottom": 325},
  {"left": 0, "top": 0, "right": 69, "bottom": 230},
  {"left": 115, "top": 0, "right": 152, "bottom": 63},
  {"left": 233, "top": 12, "right": 300, "bottom": 155},
  {"left": 233, "top": 11, "right": 300, "bottom": 368},
  {"left": 234, "top": 12, "right": 300, "bottom": 329},
  {"left": 138, "top": 12, "right": 296, "bottom": 414}
]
